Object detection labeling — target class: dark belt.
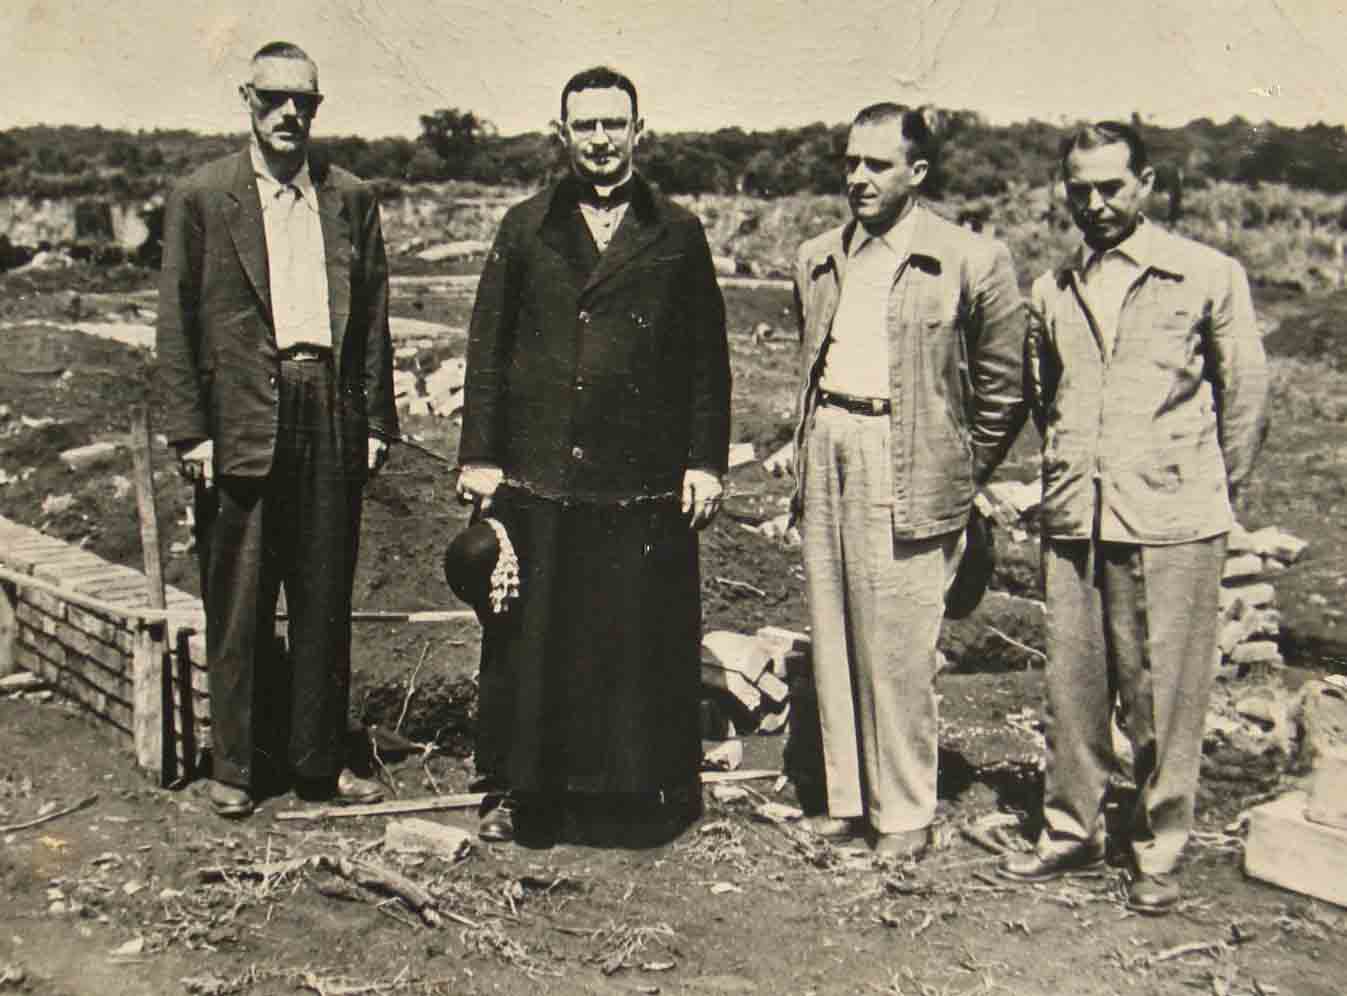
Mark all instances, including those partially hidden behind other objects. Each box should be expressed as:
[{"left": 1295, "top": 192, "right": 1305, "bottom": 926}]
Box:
[
  {"left": 278, "top": 343, "right": 333, "bottom": 363},
  {"left": 817, "top": 388, "right": 890, "bottom": 416}
]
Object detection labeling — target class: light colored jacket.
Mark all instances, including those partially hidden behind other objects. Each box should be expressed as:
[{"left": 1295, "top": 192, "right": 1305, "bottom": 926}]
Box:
[
  {"left": 1026, "top": 220, "right": 1268, "bottom": 543},
  {"left": 791, "top": 204, "right": 1025, "bottom": 540}
]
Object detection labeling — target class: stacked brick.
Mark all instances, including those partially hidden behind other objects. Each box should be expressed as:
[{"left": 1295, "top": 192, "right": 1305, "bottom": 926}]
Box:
[
  {"left": 0, "top": 514, "right": 207, "bottom": 770},
  {"left": 1218, "top": 524, "right": 1308, "bottom": 675}
]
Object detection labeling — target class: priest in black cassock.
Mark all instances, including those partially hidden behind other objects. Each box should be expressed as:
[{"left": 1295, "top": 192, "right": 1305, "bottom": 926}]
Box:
[{"left": 455, "top": 66, "right": 732, "bottom": 845}]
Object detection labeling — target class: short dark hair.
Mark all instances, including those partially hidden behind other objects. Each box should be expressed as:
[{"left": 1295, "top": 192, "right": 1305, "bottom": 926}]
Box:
[
  {"left": 851, "top": 102, "right": 942, "bottom": 168},
  {"left": 252, "top": 41, "right": 312, "bottom": 63},
  {"left": 560, "top": 66, "right": 638, "bottom": 121},
  {"left": 1059, "top": 121, "right": 1149, "bottom": 177}
]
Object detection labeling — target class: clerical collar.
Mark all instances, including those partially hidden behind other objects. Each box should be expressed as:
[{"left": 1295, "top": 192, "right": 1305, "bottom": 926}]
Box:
[{"left": 579, "top": 178, "right": 633, "bottom": 209}]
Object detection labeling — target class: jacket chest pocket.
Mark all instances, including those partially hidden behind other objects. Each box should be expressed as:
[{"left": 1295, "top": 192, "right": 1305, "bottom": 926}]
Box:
[{"left": 1149, "top": 305, "right": 1203, "bottom": 374}]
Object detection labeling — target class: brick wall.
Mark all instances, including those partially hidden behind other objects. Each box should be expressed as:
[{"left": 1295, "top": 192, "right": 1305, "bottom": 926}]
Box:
[{"left": 0, "top": 514, "right": 207, "bottom": 779}]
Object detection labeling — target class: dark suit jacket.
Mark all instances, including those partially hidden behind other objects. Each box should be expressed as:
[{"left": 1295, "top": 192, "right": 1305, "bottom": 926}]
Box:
[
  {"left": 459, "top": 175, "right": 731, "bottom": 503},
  {"left": 156, "top": 149, "right": 397, "bottom": 478}
]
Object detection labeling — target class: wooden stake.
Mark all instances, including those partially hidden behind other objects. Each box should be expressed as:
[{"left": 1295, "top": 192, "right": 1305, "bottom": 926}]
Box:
[{"left": 129, "top": 404, "right": 171, "bottom": 783}]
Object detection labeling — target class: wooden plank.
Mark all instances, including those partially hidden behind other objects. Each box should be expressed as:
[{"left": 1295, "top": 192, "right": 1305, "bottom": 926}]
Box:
[
  {"left": 129, "top": 405, "right": 170, "bottom": 783},
  {"left": 0, "top": 583, "right": 17, "bottom": 678},
  {"left": 275, "top": 791, "right": 488, "bottom": 822},
  {"left": 1244, "top": 791, "right": 1347, "bottom": 908},
  {"left": 274, "top": 769, "right": 784, "bottom": 822},
  {"left": 131, "top": 627, "right": 168, "bottom": 773}
]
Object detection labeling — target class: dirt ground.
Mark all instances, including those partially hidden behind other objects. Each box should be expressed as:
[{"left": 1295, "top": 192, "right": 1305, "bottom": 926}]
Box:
[{"left": 0, "top": 262, "right": 1344, "bottom": 995}]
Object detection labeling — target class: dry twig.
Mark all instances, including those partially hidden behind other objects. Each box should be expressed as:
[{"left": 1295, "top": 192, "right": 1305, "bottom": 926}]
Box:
[
  {"left": 396, "top": 641, "right": 432, "bottom": 733},
  {"left": 0, "top": 794, "right": 97, "bottom": 833},
  {"left": 985, "top": 625, "right": 1047, "bottom": 663}
]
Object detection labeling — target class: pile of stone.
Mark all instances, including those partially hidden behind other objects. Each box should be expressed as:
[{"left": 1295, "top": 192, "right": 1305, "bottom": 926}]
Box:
[
  {"left": 700, "top": 627, "right": 808, "bottom": 736},
  {"left": 394, "top": 355, "right": 467, "bottom": 419},
  {"left": 1217, "top": 523, "right": 1308, "bottom": 675}
]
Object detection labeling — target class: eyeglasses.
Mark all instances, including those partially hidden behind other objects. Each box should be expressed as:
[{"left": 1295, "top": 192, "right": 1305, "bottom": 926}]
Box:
[
  {"left": 568, "top": 117, "right": 631, "bottom": 137},
  {"left": 247, "top": 86, "right": 323, "bottom": 115}
]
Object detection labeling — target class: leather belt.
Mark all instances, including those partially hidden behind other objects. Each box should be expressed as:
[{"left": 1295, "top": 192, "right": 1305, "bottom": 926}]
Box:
[
  {"left": 278, "top": 344, "right": 333, "bottom": 363},
  {"left": 817, "top": 388, "right": 890, "bottom": 416}
]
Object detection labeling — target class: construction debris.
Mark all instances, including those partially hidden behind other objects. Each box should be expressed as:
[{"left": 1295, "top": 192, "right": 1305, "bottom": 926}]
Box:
[
  {"left": 1244, "top": 791, "right": 1347, "bottom": 909},
  {"left": 383, "top": 818, "right": 474, "bottom": 861},
  {"left": 727, "top": 442, "right": 756, "bottom": 469},
  {"left": 58, "top": 441, "right": 120, "bottom": 472}
]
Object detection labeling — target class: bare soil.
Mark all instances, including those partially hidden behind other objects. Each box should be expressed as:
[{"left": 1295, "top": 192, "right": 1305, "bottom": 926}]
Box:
[{"left": 0, "top": 261, "right": 1343, "bottom": 995}]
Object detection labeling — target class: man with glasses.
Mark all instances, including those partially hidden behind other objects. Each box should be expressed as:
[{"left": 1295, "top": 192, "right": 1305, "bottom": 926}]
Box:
[
  {"left": 157, "top": 41, "right": 396, "bottom": 818},
  {"left": 457, "top": 66, "right": 730, "bottom": 845},
  {"left": 998, "top": 122, "right": 1267, "bottom": 914}
]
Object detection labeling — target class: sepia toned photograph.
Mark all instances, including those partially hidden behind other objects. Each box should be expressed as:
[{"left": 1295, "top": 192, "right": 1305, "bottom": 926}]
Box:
[{"left": 0, "top": 2, "right": 1344, "bottom": 992}]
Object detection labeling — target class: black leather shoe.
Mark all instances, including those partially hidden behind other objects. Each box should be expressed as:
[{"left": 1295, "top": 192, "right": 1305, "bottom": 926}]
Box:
[
  {"left": 208, "top": 781, "right": 254, "bottom": 819},
  {"left": 335, "top": 770, "right": 386, "bottom": 804},
  {"left": 293, "top": 770, "right": 385, "bottom": 804},
  {"left": 1126, "top": 872, "right": 1180, "bottom": 915},
  {"left": 997, "top": 846, "right": 1106, "bottom": 883},
  {"left": 479, "top": 794, "right": 516, "bottom": 843}
]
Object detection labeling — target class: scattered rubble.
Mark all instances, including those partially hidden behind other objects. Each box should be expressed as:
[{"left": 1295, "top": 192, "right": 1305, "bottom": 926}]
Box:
[
  {"left": 58, "top": 440, "right": 120, "bottom": 472},
  {"left": 40, "top": 493, "right": 74, "bottom": 516},
  {"left": 727, "top": 442, "right": 756, "bottom": 469},
  {"left": 384, "top": 817, "right": 474, "bottom": 861}
]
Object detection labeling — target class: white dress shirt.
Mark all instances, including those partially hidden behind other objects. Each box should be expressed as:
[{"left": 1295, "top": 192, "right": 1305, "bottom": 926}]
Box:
[
  {"left": 1077, "top": 222, "right": 1149, "bottom": 359},
  {"left": 251, "top": 144, "right": 332, "bottom": 350},
  {"left": 819, "top": 211, "right": 915, "bottom": 398}
]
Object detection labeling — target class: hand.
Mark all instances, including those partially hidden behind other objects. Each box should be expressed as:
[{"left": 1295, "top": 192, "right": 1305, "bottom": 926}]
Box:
[
  {"left": 367, "top": 436, "right": 389, "bottom": 477},
  {"left": 176, "top": 439, "right": 214, "bottom": 487},
  {"left": 457, "top": 463, "right": 504, "bottom": 513},
  {"left": 682, "top": 468, "right": 723, "bottom": 530}
]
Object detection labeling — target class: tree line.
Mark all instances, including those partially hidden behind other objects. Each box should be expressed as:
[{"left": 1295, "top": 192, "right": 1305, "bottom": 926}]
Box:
[{"left": 2, "top": 110, "right": 1346, "bottom": 201}]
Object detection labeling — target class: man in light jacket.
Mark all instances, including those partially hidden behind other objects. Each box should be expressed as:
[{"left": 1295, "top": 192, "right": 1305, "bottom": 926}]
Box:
[
  {"left": 790, "top": 103, "right": 1024, "bottom": 857},
  {"left": 998, "top": 122, "right": 1267, "bottom": 915}
]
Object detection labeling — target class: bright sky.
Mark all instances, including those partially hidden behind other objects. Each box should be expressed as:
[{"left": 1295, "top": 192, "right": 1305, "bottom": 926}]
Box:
[{"left": 4, "top": 0, "right": 1346, "bottom": 137}]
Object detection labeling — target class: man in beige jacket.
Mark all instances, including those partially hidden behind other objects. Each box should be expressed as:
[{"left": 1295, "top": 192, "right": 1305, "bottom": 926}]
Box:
[{"left": 998, "top": 122, "right": 1267, "bottom": 914}]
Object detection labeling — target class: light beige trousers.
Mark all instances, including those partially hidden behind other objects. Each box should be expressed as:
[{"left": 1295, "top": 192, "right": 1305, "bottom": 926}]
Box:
[
  {"left": 1039, "top": 535, "right": 1225, "bottom": 874},
  {"left": 800, "top": 405, "right": 960, "bottom": 834}
]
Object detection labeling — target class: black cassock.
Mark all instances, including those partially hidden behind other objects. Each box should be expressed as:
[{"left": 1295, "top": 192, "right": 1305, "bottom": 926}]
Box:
[{"left": 459, "top": 175, "right": 731, "bottom": 795}]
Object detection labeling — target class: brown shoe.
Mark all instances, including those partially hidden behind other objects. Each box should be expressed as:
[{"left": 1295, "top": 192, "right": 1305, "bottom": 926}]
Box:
[
  {"left": 478, "top": 794, "right": 516, "bottom": 843},
  {"left": 1125, "top": 872, "right": 1180, "bottom": 915},
  {"left": 208, "top": 781, "right": 254, "bottom": 819},
  {"left": 997, "top": 845, "right": 1106, "bottom": 883},
  {"left": 335, "top": 770, "right": 386, "bottom": 804},
  {"left": 872, "top": 827, "right": 929, "bottom": 860}
]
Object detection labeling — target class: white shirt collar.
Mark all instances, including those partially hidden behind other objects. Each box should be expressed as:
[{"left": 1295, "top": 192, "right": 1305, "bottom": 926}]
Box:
[
  {"left": 1078, "top": 216, "right": 1151, "bottom": 273},
  {"left": 850, "top": 208, "right": 916, "bottom": 260},
  {"left": 250, "top": 141, "right": 318, "bottom": 212}
]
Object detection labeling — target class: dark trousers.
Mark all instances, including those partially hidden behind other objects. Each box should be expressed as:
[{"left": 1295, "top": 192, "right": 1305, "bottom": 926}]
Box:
[{"left": 201, "top": 358, "right": 363, "bottom": 789}]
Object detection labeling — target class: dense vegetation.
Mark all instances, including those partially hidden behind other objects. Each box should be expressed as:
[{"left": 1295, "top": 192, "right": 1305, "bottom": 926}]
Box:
[{"left": 2, "top": 109, "right": 1347, "bottom": 201}]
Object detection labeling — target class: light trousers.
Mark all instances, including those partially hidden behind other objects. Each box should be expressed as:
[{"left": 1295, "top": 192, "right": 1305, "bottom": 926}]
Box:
[
  {"left": 800, "top": 405, "right": 960, "bottom": 834},
  {"left": 1039, "top": 535, "right": 1225, "bottom": 874}
]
